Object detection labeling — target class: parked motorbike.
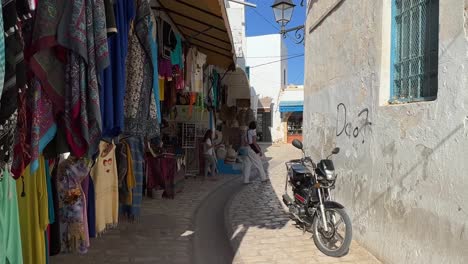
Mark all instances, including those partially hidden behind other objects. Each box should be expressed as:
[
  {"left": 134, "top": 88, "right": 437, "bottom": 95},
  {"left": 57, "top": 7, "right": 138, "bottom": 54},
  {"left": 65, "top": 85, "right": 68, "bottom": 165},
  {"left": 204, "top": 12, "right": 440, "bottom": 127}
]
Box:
[{"left": 282, "top": 139, "right": 352, "bottom": 257}]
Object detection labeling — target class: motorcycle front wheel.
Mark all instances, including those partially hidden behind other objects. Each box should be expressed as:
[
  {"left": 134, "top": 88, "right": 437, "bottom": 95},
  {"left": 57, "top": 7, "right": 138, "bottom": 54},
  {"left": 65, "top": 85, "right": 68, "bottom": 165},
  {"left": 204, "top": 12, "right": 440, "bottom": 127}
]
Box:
[{"left": 312, "top": 208, "right": 352, "bottom": 257}]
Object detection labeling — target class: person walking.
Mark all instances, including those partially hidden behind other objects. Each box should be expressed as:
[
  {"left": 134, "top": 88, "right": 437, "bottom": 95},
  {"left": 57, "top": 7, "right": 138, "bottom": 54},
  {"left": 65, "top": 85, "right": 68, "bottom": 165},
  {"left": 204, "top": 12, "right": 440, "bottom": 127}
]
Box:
[
  {"left": 203, "top": 129, "right": 218, "bottom": 181},
  {"left": 242, "top": 121, "right": 268, "bottom": 184}
]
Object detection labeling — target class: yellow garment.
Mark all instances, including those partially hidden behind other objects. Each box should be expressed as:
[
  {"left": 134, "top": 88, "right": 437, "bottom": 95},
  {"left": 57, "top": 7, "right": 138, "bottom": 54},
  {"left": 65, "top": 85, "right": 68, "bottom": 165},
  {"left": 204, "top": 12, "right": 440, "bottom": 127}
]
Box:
[
  {"left": 16, "top": 157, "right": 49, "bottom": 264},
  {"left": 124, "top": 142, "right": 135, "bottom": 205},
  {"left": 91, "top": 141, "right": 119, "bottom": 234},
  {"left": 159, "top": 78, "right": 165, "bottom": 101}
]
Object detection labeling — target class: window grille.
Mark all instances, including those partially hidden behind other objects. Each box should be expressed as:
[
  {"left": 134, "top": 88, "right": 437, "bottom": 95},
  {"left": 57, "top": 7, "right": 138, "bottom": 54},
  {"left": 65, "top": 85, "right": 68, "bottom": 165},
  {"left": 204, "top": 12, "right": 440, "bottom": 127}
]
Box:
[{"left": 391, "top": 0, "right": 439, "bottom": 102}]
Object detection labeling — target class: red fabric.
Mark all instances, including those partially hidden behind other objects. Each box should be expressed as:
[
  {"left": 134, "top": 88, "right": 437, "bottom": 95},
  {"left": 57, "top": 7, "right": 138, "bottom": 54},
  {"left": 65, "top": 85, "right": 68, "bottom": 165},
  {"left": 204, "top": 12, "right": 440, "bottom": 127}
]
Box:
[{"left": 145, "top": 154, "right": 176, "bottom": 199}]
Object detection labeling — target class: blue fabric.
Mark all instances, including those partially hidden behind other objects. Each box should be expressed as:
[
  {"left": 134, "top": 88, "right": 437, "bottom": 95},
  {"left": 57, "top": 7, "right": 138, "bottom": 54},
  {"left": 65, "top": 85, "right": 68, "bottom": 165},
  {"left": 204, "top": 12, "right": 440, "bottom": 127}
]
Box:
[
  {"left": 149, "top": 17, "right": 161, "bottom": 124},
  {"left": 170, "top": 33, "right": 183, "bottom": 68},
  {"left": 121, "top": 136, "right": 144, "bottom": 218},
  {"left": 87, "top": 176, "right": 96, "bottom": 238},
  {"left": 279, "top": 105, "right": 303, "bottom": 112},
  {"left": 100, "top": 0, "right": 136, "bottom": 137},
  {"left": 45, "top": 162, "right": 55, "bottom": 224}
]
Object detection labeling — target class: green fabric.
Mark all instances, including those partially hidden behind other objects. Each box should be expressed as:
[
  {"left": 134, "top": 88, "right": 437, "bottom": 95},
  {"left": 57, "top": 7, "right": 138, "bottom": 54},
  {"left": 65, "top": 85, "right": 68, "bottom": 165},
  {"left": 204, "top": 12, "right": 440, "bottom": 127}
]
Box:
[{"left": 0, "top": 169, "right": 23, "bottom": 264}]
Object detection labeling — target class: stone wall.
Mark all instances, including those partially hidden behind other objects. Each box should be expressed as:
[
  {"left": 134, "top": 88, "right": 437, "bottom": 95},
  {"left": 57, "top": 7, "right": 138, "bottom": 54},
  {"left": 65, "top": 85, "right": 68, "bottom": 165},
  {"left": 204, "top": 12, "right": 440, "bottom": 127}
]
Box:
[{"left": 303, "top": 0, "right": 468, "bottom": 263}]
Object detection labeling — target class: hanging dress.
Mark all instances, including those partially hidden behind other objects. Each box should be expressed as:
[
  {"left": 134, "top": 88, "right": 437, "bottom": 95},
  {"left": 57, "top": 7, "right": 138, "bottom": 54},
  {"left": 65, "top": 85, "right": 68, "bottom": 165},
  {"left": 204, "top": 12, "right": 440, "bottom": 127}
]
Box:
[
  {"left": 0, "top": 168, "right": 23, "bottom": 264},
  {"left": 56, "top": 157, "right": 91, "bottom": 254},
  {"left": 90, "top": 141, "right": 118, "bottom": 234},
  {"left": 16, "top": 158, "right": 49, "bottom": 264}
]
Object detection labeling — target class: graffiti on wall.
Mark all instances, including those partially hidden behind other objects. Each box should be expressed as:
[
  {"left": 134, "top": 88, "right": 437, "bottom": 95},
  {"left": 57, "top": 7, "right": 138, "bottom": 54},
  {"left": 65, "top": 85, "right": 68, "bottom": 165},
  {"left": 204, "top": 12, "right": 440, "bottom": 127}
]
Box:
[{"left": 336, "top": 103, "right": 372, "bottom": 143}]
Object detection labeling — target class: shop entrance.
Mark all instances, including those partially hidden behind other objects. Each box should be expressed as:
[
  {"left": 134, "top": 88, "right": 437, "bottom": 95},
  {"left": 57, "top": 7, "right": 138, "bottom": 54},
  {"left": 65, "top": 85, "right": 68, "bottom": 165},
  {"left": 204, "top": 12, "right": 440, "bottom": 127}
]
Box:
[
  {"left": 287, "top": 112, "right": 303, "bottom": 143},
  {"left": 257, "top": 111, "right": 272, "bottom": 142}
]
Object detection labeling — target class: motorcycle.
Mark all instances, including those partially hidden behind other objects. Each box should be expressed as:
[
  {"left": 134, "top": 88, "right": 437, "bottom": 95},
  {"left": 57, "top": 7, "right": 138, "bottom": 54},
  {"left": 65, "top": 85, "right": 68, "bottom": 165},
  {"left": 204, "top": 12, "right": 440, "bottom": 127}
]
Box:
[{"left": 282, "top": 139, "right": 352, "bottom": 257}]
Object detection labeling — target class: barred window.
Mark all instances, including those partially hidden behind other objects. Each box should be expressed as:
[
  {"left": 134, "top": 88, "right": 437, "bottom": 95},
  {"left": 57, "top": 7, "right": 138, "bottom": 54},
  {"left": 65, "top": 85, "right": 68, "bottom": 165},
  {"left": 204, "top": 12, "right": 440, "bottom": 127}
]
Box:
[{"left": 391, "top": 0, "right": 439, "bottom": 102}]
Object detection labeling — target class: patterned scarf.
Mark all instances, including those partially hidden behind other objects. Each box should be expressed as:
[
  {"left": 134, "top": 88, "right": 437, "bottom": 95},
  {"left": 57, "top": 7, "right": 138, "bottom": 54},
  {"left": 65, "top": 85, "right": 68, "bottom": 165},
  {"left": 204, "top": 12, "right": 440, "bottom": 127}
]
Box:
[{"left": 58, "top": 0, "right": 110, "bottom": 157}]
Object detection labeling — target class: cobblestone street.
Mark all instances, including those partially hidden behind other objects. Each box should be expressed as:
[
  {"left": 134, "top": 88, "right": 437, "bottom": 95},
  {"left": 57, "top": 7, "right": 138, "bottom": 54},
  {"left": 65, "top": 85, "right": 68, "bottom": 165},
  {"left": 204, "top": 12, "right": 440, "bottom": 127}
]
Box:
[
  {"left": 51, "top": 144, "right": 381, "bottom": 264},
  {"left": 227, "top": 144, "right": 382, "bottom": 264}
]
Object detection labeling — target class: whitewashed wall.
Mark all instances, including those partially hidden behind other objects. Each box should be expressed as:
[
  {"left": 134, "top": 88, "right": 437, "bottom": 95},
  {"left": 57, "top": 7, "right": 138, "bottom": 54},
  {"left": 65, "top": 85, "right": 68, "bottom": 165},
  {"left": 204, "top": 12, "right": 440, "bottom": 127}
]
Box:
[
  {"left": 246, "top": 34, "right": 287, "bottom": 142},
  {"left": 304, "top": 0, "right": 468, "bottom": 263}
]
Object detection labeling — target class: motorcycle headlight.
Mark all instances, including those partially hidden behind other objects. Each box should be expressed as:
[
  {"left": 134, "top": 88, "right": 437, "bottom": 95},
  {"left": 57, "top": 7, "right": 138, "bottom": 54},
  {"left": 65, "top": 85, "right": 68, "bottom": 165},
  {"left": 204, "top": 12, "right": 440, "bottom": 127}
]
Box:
[{"left": 325, "top": 169, "right": 336, "bottom": 180}]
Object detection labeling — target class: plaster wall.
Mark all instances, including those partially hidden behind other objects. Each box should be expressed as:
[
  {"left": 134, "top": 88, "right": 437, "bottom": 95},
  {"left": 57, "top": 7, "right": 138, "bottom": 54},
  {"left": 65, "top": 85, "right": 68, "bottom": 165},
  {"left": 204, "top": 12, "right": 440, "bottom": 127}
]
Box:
[
  {"left": 246, "top": 34, "right": 287, "bottom": 142},
  {"left": 304, "top": 0, "right": 468, "bottom": 263}
]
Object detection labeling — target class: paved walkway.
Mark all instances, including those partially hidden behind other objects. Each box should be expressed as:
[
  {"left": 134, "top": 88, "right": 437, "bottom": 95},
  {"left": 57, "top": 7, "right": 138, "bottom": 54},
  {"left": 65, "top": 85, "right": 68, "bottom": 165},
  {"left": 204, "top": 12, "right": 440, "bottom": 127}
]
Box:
[
  {"left": 51, "top": 175, "right": 235, "bottom": 264},
  {"left": 227, "top": 144, "right": 382, "bottom": 264}
]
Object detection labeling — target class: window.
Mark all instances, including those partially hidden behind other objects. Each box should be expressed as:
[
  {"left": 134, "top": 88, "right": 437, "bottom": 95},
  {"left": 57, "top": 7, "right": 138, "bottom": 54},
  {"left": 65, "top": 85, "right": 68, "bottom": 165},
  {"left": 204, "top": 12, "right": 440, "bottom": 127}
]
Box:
[{"left": 391, "top": 0, "right": 439, "bottom": 102}]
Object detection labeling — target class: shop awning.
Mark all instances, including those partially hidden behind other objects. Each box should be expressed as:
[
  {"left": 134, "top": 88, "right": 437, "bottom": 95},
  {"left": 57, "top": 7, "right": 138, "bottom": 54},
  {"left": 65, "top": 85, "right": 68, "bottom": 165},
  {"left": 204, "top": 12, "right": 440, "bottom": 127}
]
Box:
[
  {"left": 279, "top": 90, "right": 304, "bottom": 112},
  {"left": 152, "top": 0, "right": 236, "bottom": 68}
]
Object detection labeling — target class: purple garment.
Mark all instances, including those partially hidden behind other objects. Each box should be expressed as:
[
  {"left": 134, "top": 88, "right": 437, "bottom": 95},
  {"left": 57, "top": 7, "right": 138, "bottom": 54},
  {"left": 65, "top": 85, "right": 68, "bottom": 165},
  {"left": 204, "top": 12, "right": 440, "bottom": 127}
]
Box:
[{"left": 100, "top": 0, "right": 136, "bottom": 137}]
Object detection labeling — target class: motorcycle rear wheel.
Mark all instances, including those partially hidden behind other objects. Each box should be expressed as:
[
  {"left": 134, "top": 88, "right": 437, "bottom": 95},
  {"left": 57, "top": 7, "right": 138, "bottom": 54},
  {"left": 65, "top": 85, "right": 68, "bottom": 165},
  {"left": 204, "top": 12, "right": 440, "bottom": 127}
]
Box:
[{"left": 312, "top": 208, "right": 352, "bottom": 257}]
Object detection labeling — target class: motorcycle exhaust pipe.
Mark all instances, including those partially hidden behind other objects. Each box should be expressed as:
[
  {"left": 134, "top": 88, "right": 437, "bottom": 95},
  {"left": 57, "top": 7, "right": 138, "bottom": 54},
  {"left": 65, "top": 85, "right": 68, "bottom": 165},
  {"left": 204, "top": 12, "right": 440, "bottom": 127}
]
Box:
[{"left": 282, "top": 194, "right": 293, "bottom": 205}]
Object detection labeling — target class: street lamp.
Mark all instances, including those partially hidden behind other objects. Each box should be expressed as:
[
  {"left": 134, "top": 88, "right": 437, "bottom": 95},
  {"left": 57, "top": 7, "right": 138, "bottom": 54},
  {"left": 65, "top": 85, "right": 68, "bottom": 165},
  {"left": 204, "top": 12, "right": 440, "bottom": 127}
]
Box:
[{"left": 271, "top": 0, "right": 305, "bottom": 44}]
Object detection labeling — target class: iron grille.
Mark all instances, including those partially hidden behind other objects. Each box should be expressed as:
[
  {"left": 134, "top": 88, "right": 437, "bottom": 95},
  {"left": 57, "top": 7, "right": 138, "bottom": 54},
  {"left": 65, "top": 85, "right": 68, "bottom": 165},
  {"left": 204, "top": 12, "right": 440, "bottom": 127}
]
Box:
[{"left": 392, "top": 0, "right": 439, "bottom": 102}]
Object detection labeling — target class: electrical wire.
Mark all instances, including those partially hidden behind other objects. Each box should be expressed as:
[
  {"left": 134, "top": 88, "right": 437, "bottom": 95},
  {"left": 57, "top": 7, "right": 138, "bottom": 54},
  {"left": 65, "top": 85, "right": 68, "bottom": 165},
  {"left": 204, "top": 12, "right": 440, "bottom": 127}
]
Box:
[{"left": 249, "top": 54, "right": 304, "bottom": 68}]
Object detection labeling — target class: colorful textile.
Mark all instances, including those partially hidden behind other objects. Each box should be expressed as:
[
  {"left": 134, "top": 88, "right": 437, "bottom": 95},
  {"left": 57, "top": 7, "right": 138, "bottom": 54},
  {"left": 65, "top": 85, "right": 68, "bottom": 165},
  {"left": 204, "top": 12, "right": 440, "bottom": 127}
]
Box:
[
  {"left": 123, "top": 0, "right": 159, "bottom": 138},
  {"left": 158, "top": 58, "right": 172, "bottom": 80},
  {"left": 174, "top": 65, "right": 185, "bottom": 90},
  {"left": 0, "top": 168, "right": 23, "bottom": 264},
  {"left": 90, "top": 141, "right": 118, "bottom": 234},
  {"left": 58, "top": 0, "right": 110, "bottom": 158},
  {"left": 146, "top": 155, "right": 177, "bottom": 199},
  {"left": 121, "top": 137, "right": 144, "bottom": 218},
  {"left": 57, "top": 157, "right": 91, "bottom": 254},
  {"left": 170, "top": 33, "right": 183, "bottom": 69},
  {"left": 159, "top": 78, "right": 165, "bottom": 101},
  {"left": 17, "top": 158, "right": 49, "bottom": 264},
  {"left": 100, "top": 0, "right": 136, "bottom": 137},
  {"left": 149, "top": 15, "right": 161, "bottom": 124},
  {"left": 30, "top": 80, "right": 57, "bottom": 174},
  {"left": 49, "top": 162, "right": 61, "bottom": 256}
]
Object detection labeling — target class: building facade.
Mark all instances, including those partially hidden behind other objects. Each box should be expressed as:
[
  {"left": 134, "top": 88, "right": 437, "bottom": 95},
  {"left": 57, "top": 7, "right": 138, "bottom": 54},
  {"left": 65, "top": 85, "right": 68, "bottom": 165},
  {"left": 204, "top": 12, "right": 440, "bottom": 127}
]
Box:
[
  {"left": 279, "top": 85, "right": 304, "bottom": 143},
  {"left": 246, "top": 34, "right": 288, "bottom": 142},
  {"left": 304, "top": 1, "right": 468, "bottom": 263}
]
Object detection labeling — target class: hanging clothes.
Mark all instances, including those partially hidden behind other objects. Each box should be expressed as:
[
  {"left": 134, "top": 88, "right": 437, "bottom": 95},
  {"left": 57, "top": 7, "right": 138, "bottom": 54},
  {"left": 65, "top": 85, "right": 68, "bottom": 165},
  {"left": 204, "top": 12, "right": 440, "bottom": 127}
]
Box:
[
  {"left": 123, "top": 0, "right": 159, "bottom": 139},
  {"left": 56, "top": 156, "right": 91, "bottom": 254},
  {"left": 17, "top": 158, "right": 49, "bottom": 264},
  {"left": 149, "top": 14, "right": 161, "bottom": 124},
  {"left": 170, "top": 33, "right": 183, "bottom": 69},
  {"left": 192, "top": 48, "right": 207, "bottom": 93},
  {"left": 0, "top": 168, "right": 23, "bottom": 264},
  {"left": 58, "top": 0, "right": 110, "bottom": 158},
  {"left": 90, "top": 141, "right": 118, "bottom": 234},
  {"left": 0, "top": 3, "right": 4, "bottom": 106},
  {"left": 100, "top": 0, "right": 136, "bottom": 138},
  {"left": 48, "top": 161, "right": 61, "bottom": 256},
  {"left": 120, "top": 137, "right": 144, "bottom": 218}
]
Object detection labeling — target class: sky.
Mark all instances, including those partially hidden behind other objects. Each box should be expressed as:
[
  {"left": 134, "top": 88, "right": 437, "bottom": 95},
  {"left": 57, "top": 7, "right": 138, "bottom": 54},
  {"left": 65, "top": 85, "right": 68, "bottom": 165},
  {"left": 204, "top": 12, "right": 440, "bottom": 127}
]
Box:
[{"left": 244, "top": 0, "right": 305, "bottom": 85}]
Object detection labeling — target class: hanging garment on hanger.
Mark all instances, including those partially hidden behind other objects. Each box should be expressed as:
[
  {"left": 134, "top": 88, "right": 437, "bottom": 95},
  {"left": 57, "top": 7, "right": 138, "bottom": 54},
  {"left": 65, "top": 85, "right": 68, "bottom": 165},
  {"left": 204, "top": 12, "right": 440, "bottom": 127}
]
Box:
[
  {"left": 120, "top": 136, "right": 144, "bottom": 218},
  {"left": 123, "top": 0, "right": 159, "bottom": 139},
  {"left": 100, "top": 0, "right": 136, "bottom": 137},
  {"left": 90, "top": 141, "right": 118, "bottom": 234},
  {"left": 56, "top": 156, "right": 91, "bottom": 254},
  {"left": 17, "top": 157, "right": 49, "bottom": 264},
  {"left": 0, "top": 168, "right": 23, "bottom": 264},
  {"left": 170, "top": 33, "right": 183, "bottom": 69},
  {"left": 58, "top": 0, "right": 110, "bottom": 158},
  {"left": 149, "top": 14, "right": 161, "bottom": 124}
]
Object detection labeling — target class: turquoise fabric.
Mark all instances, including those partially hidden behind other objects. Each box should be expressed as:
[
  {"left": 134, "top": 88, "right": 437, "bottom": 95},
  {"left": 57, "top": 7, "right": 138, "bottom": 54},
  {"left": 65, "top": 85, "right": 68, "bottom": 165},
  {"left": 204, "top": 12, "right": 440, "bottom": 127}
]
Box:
[
  {"left": 45, "top": 162, "right": 55, "bottom": 224},
  {"left": 0, "top": 169, "right": 23, "bottom": 264},
  {"left": 149, "top": 17, "right": 161, "bottom": 124},
  {"left": 170, "top": 34, "right": 183, "bottom": 68}
]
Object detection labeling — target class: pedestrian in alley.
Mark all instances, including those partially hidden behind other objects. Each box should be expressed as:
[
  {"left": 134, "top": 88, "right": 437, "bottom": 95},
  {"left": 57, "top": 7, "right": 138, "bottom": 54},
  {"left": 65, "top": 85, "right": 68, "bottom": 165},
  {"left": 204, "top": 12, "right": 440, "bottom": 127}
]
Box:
[
  {"left": 203, "top": 129, "right": 218, "bottom": 181},
  {"left": 242, "top": 121, "right": 269, "bottom": 184}
]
